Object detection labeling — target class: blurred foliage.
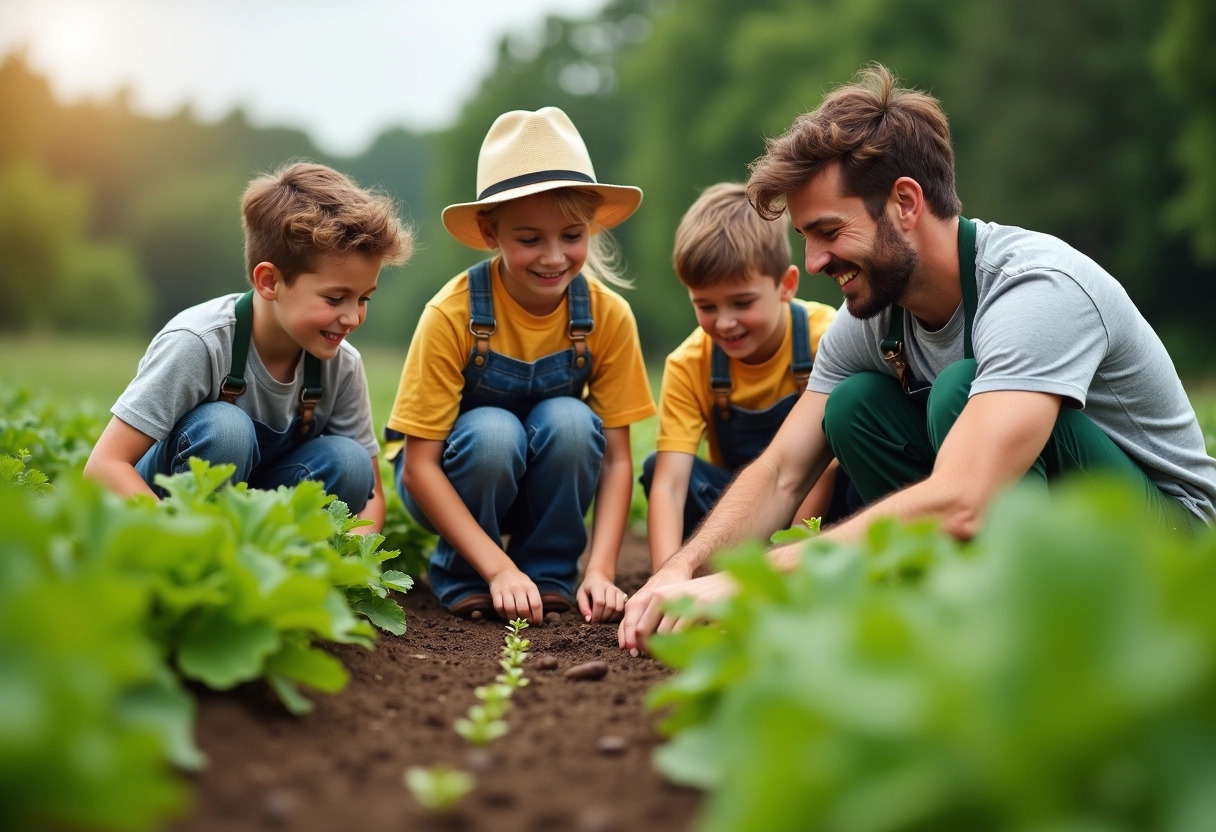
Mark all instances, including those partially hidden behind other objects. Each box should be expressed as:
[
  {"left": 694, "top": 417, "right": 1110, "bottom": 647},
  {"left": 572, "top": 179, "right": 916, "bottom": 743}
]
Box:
[
  {"left": 2, "top": 0, "right": 1215, "bottom": 373},
  {"left": 648, "top": 478, "right": 1216, "bottom": 832}
]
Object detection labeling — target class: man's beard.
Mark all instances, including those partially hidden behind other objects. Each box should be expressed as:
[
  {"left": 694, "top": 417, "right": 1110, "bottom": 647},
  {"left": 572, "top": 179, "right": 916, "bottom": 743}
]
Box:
[{"left": 843, "top": 213, "right": 917, "bottom": 320}]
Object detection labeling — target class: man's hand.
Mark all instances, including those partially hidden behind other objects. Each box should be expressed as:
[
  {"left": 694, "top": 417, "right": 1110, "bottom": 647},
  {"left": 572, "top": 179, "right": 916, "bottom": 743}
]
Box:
[{"left": 618, "top": 570, "right": 737, "bottom": 656}]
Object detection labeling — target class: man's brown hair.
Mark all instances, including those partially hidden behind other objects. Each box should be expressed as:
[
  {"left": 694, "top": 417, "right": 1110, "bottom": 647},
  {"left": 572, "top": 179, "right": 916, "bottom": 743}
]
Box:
[
  {"left": 673, "top": 182, "right": 792, "bottom": 289},
  {"left": 747, "top": 63, "right": 961, "bottom": 222},
  {"left": 242, "top": 161, "right": 413, "bottom": 283}
]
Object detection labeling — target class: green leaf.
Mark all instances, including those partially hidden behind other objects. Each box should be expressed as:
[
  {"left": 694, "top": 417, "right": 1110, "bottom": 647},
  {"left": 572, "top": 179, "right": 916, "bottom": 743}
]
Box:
[
  {"left": 176, "top": 613, "right": 279, "bottom": 688},
  {"left": 379, "top": 569, "right": 414, "bottom": 593},
  {"left": 351, "top": 592, "right": 408, "bottom": 635},
  {"left": 264, "top": 641, "right": 349, "bottom": 693}
]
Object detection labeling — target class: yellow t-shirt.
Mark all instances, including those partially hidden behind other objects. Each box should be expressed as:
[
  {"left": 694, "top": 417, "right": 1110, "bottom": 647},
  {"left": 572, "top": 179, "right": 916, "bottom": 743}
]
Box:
[
  {"left": 388, "top": 258, "right": 656, "bottom": 441},
  {"left": 655, "top": 299, "right": 837, "bottom": 466}
]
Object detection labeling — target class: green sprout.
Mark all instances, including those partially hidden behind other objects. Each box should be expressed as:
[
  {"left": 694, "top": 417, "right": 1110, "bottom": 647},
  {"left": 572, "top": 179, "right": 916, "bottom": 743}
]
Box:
[
  {"left": 404, "top": 765, "right": 474, "bottom": 813},
  {"left": 454, "top": 709, "right": 509, "bottom": 745}
]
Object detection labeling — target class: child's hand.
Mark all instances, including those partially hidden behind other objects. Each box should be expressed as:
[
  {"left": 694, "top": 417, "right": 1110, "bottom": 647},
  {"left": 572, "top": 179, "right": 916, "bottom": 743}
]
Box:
[
  {"left": 489, "top": 568, "right": 544, "bottom": 625},
  {"left": 577, "top": 571, "right": 628, "bottom": 624}
]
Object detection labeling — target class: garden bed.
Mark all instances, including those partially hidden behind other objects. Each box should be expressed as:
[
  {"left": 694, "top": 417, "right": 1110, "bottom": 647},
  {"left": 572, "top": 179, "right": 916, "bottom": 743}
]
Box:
[{"left": 171, "top": 532, "right": 701, "bottom": 832}]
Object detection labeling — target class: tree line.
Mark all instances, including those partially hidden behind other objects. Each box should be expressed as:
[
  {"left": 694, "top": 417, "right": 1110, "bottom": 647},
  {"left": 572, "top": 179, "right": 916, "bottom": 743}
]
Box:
[{"left": 1, "top": 0, "right": 1212, "bottom": 373}]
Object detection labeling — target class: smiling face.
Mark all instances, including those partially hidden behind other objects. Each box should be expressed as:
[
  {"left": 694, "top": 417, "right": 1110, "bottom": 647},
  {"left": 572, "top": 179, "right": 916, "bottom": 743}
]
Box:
[
  {"left": 267, "top": 252, "right": 382, "bottom": 360},
  {"left": 477, "top": 192, "right": 590, "bottom": 316},
  {"left": 688, "top": 266, "right": 798, "bottom": 364},
  {"left": 787, "top": 163, "right": 918, "bottom": 320}
]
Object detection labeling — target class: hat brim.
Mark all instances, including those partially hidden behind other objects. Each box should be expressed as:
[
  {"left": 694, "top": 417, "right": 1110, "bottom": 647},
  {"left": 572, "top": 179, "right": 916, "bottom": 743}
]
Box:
[{"left": 442, "top": 180, "right": 643, "bottom": 250}]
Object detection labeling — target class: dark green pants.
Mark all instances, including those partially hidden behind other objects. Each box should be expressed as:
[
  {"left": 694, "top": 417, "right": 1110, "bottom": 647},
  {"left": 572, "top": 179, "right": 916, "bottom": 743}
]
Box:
[{"left": 821, "top": 360, "right": 1198, "bottom": 533}]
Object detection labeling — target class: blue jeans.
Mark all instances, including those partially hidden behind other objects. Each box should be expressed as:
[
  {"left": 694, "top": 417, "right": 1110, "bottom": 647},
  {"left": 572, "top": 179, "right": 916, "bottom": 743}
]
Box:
[
  {"left": 396, "top": 398, "right": 605, "bottom": 609},
  {"left": 136, "top": 401, "right": 374, "bottom": 511},
  {"left": 639, "top": 452, "right": 733, "bottom": 542}
]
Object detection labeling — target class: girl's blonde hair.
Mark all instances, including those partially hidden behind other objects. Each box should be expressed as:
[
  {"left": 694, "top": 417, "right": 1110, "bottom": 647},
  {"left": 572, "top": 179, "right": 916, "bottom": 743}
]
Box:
[{"left": 478, "top": 187, "right": 631, "bottom": 289}]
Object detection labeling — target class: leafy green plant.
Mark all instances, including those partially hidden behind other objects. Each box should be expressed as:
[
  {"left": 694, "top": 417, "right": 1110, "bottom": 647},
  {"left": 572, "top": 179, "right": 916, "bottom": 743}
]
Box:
[
  {"left": 0, "top": 387, "right": 106, "bottom": 479},
  {"left": 0, "top": 477, "right": 197, "bottom": 832},
  {"left": 648, "top": 477, "right": 1216, "bottom": 832},
  {"left": 0, "top": 449, "right": 52, "bottom": 495},
  {"left": 404, "top": 765, "right": 475, "bottom": 813}
]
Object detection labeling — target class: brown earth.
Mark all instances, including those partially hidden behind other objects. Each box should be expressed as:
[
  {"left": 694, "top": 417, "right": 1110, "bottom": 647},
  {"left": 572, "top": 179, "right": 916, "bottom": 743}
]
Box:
[{"left": 171, "top": 533, "right": 703, "bottom": 832}]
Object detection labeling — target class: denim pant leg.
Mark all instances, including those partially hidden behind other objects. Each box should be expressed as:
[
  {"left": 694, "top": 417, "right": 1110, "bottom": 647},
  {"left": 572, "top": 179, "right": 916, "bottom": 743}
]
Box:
[
  {"left": 135, "top": 402, "right": 259, "bottom": 495},
  {"left": 640, "top": 451, "right": 733, "bottom": 542},
  {"left": 398, "top": 407, "right": 528, "bottom": 609},
  {"left": 250, "top": 435, "right": 375, "bottom": 513},
  {"left": 509, "top": 397, "right": 605, "bottom": 600}
]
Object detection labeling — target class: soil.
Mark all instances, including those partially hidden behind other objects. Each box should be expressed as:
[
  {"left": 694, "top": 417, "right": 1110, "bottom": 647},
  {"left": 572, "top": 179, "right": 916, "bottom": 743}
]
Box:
[{"left": 171, "top": 532, "right": 703, "bottom": 832}]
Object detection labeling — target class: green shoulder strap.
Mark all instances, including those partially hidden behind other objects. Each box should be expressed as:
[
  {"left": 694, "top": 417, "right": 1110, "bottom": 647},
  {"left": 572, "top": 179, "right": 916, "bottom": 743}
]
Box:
[
  {"left": 219, "top": 290, "right": 323, "bottom": 435},
  {"left": 880, "top": 216, "right": 978, "bottom": 392},
  {"left": 220, "top": 290, "right": 254, "bottom": 403}
]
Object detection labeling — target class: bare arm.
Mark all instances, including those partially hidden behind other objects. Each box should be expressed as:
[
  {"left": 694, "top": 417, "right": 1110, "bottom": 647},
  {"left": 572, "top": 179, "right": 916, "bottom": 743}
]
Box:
[
  {"left": 619, "top": 391, "right": 833, "bottom": 653},
  {"left": 578, "top": 426, "right": 634, "bottom": 623},
  {"left": 402, "top": 435, "right": 544, "bottom": 623},
  {"left": 623, "top": 389, "right": 1063, "bottom": 654},
  {"left": 82, "top": 416, "right": 158, "bottom": 498},
  {"left": 352, "top": 458, "right": 386, "bottom": 535},
  {"left": 646, "top": 451, "right": 695, "bottom": 572}
]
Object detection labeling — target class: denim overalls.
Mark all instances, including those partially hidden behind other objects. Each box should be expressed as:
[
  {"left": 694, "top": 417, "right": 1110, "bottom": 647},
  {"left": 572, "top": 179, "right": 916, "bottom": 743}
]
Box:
[
  {"left": 641, "top": 302, "right": 817, "bottom": 540},
  {"left": 137, "top": 291, "right": 374, "bottom": 510},
  {"left": 396, "top": 260, "right": 607, "bottom": 609}
]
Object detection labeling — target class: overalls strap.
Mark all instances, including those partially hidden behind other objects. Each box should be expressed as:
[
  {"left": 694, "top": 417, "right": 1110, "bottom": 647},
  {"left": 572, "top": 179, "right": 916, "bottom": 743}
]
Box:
[
  {"left": 466, "top": 258, "right": 594, "bottom": 369},
  {"left": 566, "top": 272, "right": 593, "bottom": 370},
  {"left": 467, "top": 260, "right": 497, "bottom": 366},
  {"left": 709, "top": 301, "right": 816, "bottom": 421},
  {"left": 789, "top": 300, "right": 813, "bottom": 393},
  {"left": 880, "top": 216, "right": 978, "bottom": 392},
  {"left": 220, "top": 289, "right": 323, "bottom": 435}
]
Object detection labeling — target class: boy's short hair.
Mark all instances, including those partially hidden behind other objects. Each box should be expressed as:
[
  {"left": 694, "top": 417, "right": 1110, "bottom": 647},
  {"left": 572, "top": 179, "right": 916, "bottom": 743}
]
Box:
[
  {"left": 672, "top": 182, "right": 792, "bottom": 289},
  {"left": 242, "top": 161, "right": 413, "bottom": 283}
]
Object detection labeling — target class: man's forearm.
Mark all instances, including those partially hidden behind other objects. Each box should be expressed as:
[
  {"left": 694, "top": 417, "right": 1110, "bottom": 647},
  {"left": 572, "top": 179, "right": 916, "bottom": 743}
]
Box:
[{"left": 666, "top": 455, "right": 801, "bottom": 578}]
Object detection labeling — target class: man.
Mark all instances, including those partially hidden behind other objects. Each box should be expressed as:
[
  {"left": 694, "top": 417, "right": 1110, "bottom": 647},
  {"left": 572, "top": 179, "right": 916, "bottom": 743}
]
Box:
[{"left": 619, "top": 63, "right": 1216, "bottom": 656}]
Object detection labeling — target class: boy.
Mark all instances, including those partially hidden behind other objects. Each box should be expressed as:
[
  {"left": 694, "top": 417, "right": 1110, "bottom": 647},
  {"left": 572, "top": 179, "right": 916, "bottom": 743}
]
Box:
[
  {"left": 641, "top": 182, "right": 840, "bottom": 570},
  {"left": 84, "top": 161, "right": 412, "bottom": 534}
]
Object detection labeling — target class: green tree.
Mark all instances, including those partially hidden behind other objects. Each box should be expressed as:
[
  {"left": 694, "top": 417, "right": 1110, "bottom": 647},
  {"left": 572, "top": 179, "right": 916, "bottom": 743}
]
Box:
[
  {"left": 1153, "top": 0, "right": 1216, "bottom": 265},
  {"left": 0, "top": 161, "right": 149, "bottom": 332}
]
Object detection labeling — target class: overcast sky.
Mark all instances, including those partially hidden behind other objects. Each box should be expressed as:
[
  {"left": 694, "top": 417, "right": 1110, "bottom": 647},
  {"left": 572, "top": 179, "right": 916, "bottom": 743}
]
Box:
[{"left": 1, "top": 0, "right": 608, "bottom": 155}]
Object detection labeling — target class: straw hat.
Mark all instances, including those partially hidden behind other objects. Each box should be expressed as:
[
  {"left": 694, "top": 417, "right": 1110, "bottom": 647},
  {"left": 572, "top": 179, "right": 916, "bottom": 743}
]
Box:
[{"left": 441, "top": 106, "right": 643, "bottom": 250}]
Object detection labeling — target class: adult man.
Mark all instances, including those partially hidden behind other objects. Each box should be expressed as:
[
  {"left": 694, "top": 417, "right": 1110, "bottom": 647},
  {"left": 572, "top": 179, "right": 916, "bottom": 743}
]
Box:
[{"left": 619, "top": 63, "right": 1216, "bottom": 655}]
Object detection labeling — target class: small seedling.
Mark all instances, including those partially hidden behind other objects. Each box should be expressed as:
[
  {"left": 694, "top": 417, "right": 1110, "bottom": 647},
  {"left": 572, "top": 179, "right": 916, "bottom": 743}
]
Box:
[
  {"left": 769, "top": 516, "right": 822, "bottom": 544},
  {"left": 404, "top": 765, "right": 474, "bottom": 813},
  {"left": 474, "top": 683, "right": 513, "bottom": 720},
  {"left": 454, "top": 710, "right": 509, "bottom": 745},
  {"left": 495, "top": 664, "right": 529, "bottom": 689}
]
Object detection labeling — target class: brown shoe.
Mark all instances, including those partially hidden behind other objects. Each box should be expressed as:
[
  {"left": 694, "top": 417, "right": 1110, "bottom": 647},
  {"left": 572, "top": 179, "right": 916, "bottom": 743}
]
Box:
[
  {"left": 540, "top": 592, "right": 575, "bottom": 615},
  {"left": 448, "top": 592, "right": 494, "bottom": 620}
]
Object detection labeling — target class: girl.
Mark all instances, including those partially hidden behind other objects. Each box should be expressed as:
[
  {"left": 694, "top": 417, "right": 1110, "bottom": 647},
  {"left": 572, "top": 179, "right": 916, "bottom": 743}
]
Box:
[{"left": 386, "top": 107, "right": 655, "bottom": 625}]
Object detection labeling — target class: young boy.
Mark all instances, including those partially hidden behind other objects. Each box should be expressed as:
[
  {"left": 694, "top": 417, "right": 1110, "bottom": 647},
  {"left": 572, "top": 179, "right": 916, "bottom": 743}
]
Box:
[
  {"left": 641, "top": 182, "right": 840, "bottom": 570},
  {"left": 84, "top": 161, "right": 412, "bottom": 534}
]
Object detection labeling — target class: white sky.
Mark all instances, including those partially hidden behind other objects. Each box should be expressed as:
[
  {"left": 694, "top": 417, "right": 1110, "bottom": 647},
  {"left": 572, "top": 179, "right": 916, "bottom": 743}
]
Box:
[{"left": 1, "top": 0, "right": 608, "bottom": 156}]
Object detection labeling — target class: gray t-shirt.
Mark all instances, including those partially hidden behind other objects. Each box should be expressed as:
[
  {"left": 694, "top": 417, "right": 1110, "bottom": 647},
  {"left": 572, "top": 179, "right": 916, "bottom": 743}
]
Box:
[
  {"left": 809, "top": 219, "right": 1216, "bottom": 523},
  {"left": 113, "top": 293, "right": 379, "bottom": 459}
]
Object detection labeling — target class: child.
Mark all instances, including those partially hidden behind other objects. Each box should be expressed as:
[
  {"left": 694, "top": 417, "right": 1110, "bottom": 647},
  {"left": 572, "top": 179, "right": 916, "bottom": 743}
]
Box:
[
  {"left": 641, "top": 182, "right": 843, "bottom": 570},
  {"left": 386, "top": 107, "right": 655, "bottom": 625},
  {"left": 84, "top": 161, "right": 412, "bottom": 534}
]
